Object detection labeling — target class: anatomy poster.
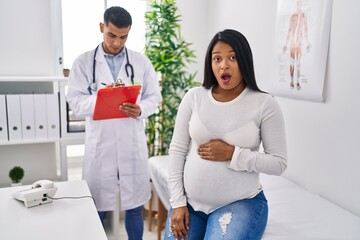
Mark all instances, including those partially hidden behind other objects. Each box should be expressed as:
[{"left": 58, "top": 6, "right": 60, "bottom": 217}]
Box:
[{"left": 270, "top": 0, "right": 333, "bottom": 102}]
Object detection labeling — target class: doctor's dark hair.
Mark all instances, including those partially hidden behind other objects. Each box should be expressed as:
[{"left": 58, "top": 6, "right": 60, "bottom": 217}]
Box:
[
  {"left": 203, "top": 29, "right": 263, "bottom": 92},
  {"left": 104, "top": 6, "right": 132, "bottom": 28}
]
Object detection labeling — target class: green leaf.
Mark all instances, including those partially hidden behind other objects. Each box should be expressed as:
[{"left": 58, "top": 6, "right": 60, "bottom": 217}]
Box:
[{"left": 145, "top": 0, "right": 197, "bottom": 157}]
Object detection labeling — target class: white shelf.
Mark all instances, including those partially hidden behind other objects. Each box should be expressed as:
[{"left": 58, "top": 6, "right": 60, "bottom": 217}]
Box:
[
  {"left": 0, "top": 77, "right": 73, "bottom": 184},
  {"left": 0, "top": 0, "right": 76, "bottom": 185},
  {"left": 61, "top": 133, "right": 85, "bottom": 143},
  {"left": 0, "top": 76, "right": 68, "bottom": 82},
  {"left": 0, "top": 138, "right": 61, "bottom": 146}
]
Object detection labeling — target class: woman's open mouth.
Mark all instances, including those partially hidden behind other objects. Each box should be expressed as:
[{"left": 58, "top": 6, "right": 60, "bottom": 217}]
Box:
[{"left": 221, "top": 73, "right": 231, "bottom": 83}]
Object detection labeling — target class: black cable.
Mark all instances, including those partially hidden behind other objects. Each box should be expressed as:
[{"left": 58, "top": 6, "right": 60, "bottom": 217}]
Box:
[{"left": 45, "top": 194, "right": 96, "bottom": 206}]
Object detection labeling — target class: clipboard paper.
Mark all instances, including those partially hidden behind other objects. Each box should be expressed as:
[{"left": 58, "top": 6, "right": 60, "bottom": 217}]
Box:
[{"left": 93, "top": 85, "right": 141, "bottom": 120}]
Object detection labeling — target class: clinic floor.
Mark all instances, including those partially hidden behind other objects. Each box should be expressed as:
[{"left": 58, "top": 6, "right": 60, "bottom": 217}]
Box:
[{"left": 68, "top": 154, "right": 159, "bottom": 240}]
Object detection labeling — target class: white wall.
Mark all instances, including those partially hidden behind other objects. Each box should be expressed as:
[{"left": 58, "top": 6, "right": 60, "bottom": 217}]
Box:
[
  {"left": 62, "top": 0, "right": 103, "bottom": 69},
  {"left": 180, "top": 0, "right": 360, "bottom": 216},
  {"left": 0, "top": 0, "right": 63, "bottom": 76},
  {"left": 176, "top": 0, "right": 209, "bottom": 82}
]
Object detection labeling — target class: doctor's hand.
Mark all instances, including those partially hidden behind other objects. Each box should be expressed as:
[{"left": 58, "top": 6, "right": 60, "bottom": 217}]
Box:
[
  {"left": 170, "top": 206, "right": 189, "bottom": 240},
  {"left": 198, "top": 139, "right": 235, "bottom": 161},
  {"left": 119, "top": 102, "right": 141, "bottom": 118}
]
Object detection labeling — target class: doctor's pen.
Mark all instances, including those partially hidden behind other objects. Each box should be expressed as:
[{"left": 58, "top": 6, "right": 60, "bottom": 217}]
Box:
[{"left": 101, "top": 79, "right": 125, "bottom": 88}]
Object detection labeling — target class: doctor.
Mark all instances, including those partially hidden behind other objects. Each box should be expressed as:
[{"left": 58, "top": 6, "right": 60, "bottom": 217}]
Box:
[{"left": 66, "top": 6, "right": 162, "bottom": 239}]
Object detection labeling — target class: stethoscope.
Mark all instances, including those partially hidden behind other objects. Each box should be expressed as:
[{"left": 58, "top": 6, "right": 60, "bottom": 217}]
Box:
[{"left": 88, "top": 44, "right": 134, "bottom": 94}]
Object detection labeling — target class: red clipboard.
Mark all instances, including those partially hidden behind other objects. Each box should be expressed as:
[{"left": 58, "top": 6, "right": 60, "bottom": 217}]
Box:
[{"left": 93, "top": 85, "right": 141, "bottom": 120}]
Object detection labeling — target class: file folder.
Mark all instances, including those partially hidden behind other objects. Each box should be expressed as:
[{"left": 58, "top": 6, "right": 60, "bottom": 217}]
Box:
[
  {"left": 46, "top": 94, "right": 60, "bottom": 139},
  {"left": 93, "top": 85, "right": 141, "bottom": 120},
  {"left": 0, "top": 95, "right": 9, "bottom": 142},
  {"left": 20, "top": 94, "right": 36, "bottom": 141},
  {"left": 6, "top": 94, "right": 22, "bottom": 141},
  {"left": 33, "top": 94, "right": 48, "bottom": 140}
]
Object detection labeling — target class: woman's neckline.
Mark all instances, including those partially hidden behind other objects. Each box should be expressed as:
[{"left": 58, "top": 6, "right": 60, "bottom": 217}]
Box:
[{"left": 208, "top": 86, "right": 248, "bottom": 105}]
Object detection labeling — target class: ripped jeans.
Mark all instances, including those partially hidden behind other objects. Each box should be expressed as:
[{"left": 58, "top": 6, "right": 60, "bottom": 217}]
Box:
[{"left": 164, "top": 191, "right": 268, "bottom": 240}]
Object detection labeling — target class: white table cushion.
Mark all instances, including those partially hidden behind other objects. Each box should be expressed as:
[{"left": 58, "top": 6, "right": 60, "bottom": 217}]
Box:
[{"left": 149, "top": 156, "right": 360, "bottom": 239}]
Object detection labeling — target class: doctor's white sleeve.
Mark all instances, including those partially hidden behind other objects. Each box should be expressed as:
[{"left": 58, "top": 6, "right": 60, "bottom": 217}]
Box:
[
  {"left": 137, "top": 57, "right": 162, "bottom": 119},
  {"left": 66, "top": 57, "right": 97, "bottom": 119}
]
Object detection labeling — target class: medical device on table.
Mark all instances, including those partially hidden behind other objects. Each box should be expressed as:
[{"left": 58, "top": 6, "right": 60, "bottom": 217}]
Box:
[{"left": 12, "top": 180, "right": 57, "bottom": 208}]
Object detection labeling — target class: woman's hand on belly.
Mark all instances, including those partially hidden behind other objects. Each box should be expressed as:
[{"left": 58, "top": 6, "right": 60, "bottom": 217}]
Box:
[{"left": 198, "top": 139, "right": 235, "bottom": 161}]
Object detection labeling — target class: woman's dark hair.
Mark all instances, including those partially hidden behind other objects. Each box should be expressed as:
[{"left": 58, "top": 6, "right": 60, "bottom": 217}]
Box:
[
  {"left": 203, "top": 29, "right": 263, "bottom": 92},
  {"left": 104, "top": 6, "right": 132, "bottom": 29}
]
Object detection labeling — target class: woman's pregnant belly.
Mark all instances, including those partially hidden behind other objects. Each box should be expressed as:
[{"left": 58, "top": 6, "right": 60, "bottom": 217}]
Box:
[{"left": 183, "top": 148, "right": 261, "bottom": 213}]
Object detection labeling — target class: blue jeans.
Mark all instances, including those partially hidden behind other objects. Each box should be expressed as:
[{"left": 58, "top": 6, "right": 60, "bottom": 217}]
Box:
[
  {"left": 164, "top": 191, "right": 268, "bottom": 240},
  {"left": 98, "top": 205, "right": 144, "bottom": 240}
]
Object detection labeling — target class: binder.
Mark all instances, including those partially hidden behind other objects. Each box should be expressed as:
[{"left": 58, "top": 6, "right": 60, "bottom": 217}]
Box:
[
  {"left": 20, "top": 94, "right": 36, "bottom": 141},
  {"left": 6, "top": 94, "right": 22, "bottom": 141},
  {"left": 46, "top": 94, "right": 60, "bottom": 139},
  {"left": 33, "top": 94, "right": 48, "bottom": 140},
  {"left": 93, "top": 85, "right": 141, "bottom": 120},
  {"left": 0, "top": 95, "right": 9, "bottom": 142}
]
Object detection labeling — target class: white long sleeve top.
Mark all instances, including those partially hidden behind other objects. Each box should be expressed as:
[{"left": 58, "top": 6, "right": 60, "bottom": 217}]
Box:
[{"left": 168, "top": 86, "right": 287, "bottom": 214}]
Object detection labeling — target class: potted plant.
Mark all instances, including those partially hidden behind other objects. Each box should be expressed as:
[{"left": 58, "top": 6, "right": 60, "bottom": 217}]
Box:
[
  {"left": 63, "top": 68, "right": 70, "bottom": 77},
  {"left": 9, "top": 166, "right": 25, "bottom": 186},
  {"left": 144, "top": 0, "right": 199, "bottom": 157}
]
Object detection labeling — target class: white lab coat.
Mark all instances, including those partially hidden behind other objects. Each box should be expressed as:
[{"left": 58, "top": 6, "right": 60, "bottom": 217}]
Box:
[{"left": 66, "top": 45, "right": 162, "bottom": 211}]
